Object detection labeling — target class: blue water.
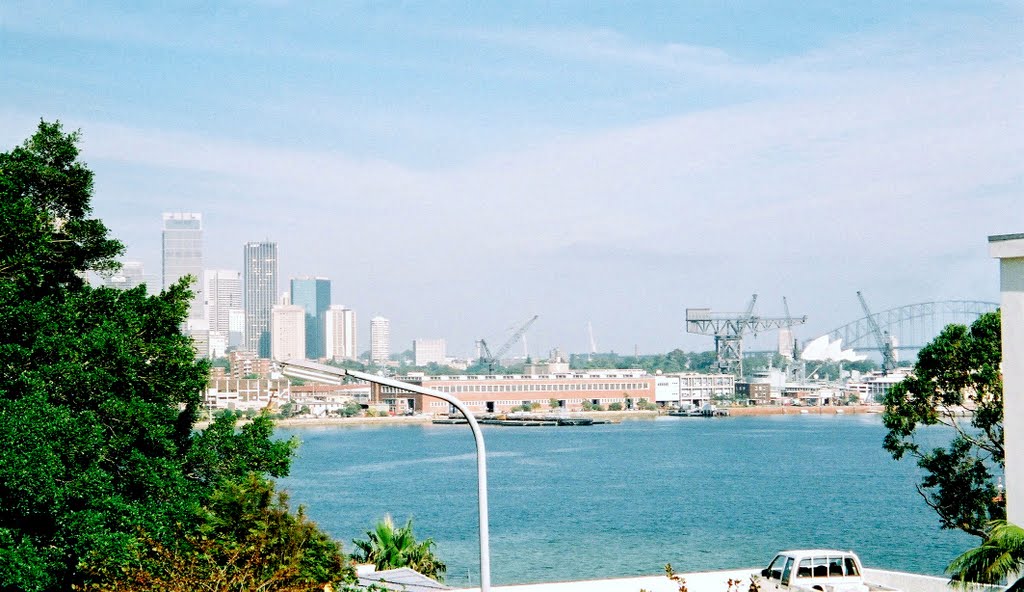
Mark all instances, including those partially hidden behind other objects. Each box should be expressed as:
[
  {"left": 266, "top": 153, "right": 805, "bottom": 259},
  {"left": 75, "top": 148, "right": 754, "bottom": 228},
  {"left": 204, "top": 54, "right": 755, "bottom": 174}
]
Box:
[{"left": 277, "top": 415, "right": 976, "bottom": 587}]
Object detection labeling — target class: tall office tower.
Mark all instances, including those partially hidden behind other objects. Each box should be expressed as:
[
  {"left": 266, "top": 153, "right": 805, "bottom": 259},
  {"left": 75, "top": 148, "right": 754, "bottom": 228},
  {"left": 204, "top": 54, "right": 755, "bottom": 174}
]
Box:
[
  {"left": 325, "top": 305, "right": 357, "bottom": 361},
  {"left": 290, "top": 276, "right": 331, "bottom": 360},
  {"left": 413, "top": 338, "right": 446, "bottom": 366},
  {"left": 243, "top": 241, "right": 278, "bottom": 357},
  {"left": 162, "top": 213, "right": 204, "bottom": 319},
  {"left": 205, "top": 270, "right": 242, "bottom": 348},
  {"left": 271, "top": 299, "right": 306, "bottom": 361},
  {"left": 370, "top": 316, "right": 390, "bottom": 365}
]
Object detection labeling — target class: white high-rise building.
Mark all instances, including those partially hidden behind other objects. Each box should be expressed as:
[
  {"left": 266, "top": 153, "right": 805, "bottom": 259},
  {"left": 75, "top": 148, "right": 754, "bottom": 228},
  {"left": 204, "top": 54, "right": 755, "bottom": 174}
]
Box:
[
  {"left": 162, "top": 213, "right": 203, "bottom": 319},
  {"left": 204, "top": 270, "right": 242, "bottom": 348},
  {"left": 325, "top": 305, "right": 357, "bottom": 361},
  {"left": 228, "top": 308, "right": 245, "bottom": 348},
  {"left": 370, "top": 316, "right": 390, "bottom": 364},
  {"left": 413, "top": 338, "right": 446, "bottom": 366},
  {"left": 271, "top": 300, "right": 306, "bottom": 361},
  {"left": 185, "top": 318, "right": 210, "bottom": 359}
]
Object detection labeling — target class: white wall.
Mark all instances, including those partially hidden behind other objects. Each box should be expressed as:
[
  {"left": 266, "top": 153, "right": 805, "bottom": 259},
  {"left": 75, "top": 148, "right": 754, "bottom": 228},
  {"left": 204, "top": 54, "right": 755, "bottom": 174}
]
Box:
[{"left": 990, "top": 234, "right": 1024, "bottom": 527}]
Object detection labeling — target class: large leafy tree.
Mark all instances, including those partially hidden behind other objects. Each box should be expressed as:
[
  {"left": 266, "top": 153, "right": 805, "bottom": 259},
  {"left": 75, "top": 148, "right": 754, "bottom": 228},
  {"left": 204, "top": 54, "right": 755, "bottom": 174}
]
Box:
[
  {"left": 352, "top": 515, "right": 447, "bottom": 582},
  {"left": 882, "top": 311, "right": 1004, "bottom": 539},
  {"left": 0, "top": 121, "right": 345, "bottom": 591}
]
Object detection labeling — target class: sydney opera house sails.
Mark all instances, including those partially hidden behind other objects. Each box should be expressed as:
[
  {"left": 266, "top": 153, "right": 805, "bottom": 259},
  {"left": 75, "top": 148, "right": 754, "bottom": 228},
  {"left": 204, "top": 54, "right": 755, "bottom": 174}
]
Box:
[{"left": 800, "top": 335, "right": 866, "bottom": 362}]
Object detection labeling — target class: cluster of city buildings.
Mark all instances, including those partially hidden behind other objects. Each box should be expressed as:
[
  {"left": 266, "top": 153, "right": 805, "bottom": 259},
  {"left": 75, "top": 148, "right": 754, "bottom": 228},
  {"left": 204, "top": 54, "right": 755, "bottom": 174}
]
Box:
[
  {"left": 108, "top": 212, "right": 911, "bottom": 417},
  {"left": 103, "top": 212, "right": 409, "bottom": 364},
  {"left": 204, "top": 358, "right": 737, "bottom": 415}
]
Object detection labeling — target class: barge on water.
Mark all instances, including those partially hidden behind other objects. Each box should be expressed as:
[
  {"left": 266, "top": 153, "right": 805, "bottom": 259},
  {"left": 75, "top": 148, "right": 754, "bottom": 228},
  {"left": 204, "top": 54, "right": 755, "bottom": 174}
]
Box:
[
  {"left": 668, "top": 404, "right": 730, "bottom": 417},
  {"left": 432, "top": 414, "right": 599, "bottom": 427}
]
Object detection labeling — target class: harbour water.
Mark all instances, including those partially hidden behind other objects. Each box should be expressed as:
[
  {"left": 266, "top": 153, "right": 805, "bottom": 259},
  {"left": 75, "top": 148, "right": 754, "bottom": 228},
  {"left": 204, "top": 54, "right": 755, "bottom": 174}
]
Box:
[{"left": 277, "top": 414, "right": 976, "bottom": 587}]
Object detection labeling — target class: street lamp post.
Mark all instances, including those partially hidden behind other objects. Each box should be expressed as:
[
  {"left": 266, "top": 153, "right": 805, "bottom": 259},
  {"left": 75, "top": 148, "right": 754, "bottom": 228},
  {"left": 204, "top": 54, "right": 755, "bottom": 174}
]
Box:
[{"left": 276, "top": 360, "right": 491, "bottom": 592}]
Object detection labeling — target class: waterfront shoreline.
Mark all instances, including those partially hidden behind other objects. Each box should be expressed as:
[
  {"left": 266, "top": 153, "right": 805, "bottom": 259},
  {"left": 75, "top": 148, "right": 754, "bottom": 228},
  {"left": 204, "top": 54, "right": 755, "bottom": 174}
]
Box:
[
  {"left": 194, "top": 405, "right": 883, "bottom": 430},
  {"left": 727, "top": 404, "right": 884, "bottom": 416}
]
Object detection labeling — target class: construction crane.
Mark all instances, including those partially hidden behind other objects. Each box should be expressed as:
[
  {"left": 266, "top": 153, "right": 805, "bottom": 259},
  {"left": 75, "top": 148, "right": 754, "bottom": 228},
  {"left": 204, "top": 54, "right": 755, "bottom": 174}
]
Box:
[
  {"left": 856, "top": 291, "right": 897, "bottom": 374},
  {"left": 781, "top": 296, "right": 806, "bottom": 382},
  {"left": 782, "top": 296, "right": 800, "bottom": 360},
  {"left": 686, "top": 294, "right": 807, "bottom": 379},
  {"left": 477, "top": 315, "right": 539, "bottom": 373}
]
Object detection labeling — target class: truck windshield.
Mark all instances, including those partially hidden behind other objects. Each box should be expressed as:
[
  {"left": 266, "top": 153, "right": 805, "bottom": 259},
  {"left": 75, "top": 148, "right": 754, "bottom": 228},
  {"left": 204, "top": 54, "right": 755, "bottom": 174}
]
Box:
[{"left": 781, "top": 558, "right": 794, "bottom": 586}]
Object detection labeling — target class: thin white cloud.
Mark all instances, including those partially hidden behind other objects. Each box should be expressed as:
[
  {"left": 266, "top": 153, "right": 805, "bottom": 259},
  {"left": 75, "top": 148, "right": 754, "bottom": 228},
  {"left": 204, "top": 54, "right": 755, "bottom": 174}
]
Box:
[
  {"left": 453, "top": 13, "right": 1021, "bottom": 91},
  {"left": 2, "top": 7, "right": 1020, "bottom": 351}
]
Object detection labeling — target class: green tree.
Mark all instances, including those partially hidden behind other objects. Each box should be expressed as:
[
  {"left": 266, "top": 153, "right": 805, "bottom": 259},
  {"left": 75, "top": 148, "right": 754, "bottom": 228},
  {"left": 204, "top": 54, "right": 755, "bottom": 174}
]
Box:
[
  {"left": 882, "top": 312, "right": 1004, "bottom": 539},
  {"left": 0, "top": 120, "right": 122, "bottom": 290},
  {"left": 351, "top": 515, "right": 446, "bottom": 582},
  {"left": 947, "top": 520, "right": 1024, "bottom": 586},
  {"left": 82, "top": 475, "right": 353, "bottom": 591},
  {"left": 0, "top": 121, "right": 341, "bottom": 591},
  {"left": 339, "top": 401, "right": 362, "bottom": 417}
]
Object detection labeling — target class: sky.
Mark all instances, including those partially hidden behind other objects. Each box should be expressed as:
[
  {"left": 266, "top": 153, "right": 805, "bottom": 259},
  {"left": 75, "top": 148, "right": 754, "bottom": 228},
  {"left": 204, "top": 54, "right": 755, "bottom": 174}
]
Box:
[{"left": 2, "top": 2, "right": 1022, "bottom": 358}]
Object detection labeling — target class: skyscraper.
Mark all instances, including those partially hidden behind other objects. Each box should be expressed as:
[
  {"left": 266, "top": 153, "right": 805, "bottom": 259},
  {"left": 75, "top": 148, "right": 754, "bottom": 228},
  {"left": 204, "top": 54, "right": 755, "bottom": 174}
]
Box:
[
  {"left": 325, "top": 305, "right": 357, "bottom": 361},
  {"left": 290, "top": 276, "right": 331, "bottom": 360},
  {"left": 205, "top": 269, "right": 242, "bottom": 354},
  {"left": 413, "top": 338, "right": 446, "bottom": 366},
  {"left": 243, "top": 241, "right": 277, "bottom": 357},
  {"left": 271, "top": 298, "right": 305, "bottom": 361},
  {"left": 162, "top": 213, "right": 203, "bottom": 319},
  {"left": 370, "top": 316, "right": 390, "bottom": 365}
]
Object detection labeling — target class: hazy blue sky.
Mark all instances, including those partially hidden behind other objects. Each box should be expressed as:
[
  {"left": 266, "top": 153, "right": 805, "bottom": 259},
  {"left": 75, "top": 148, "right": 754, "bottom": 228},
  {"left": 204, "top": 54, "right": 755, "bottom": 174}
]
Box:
[{"left": 2, "top": 2, "right": 1021, "bottom": 357}]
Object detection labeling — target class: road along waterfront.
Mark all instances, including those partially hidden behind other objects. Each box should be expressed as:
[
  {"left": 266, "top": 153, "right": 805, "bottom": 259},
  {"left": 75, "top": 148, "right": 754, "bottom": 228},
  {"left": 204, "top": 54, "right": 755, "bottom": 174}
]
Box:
[{"left": 277, "top": 414, "right": 975, "bottom": 587}]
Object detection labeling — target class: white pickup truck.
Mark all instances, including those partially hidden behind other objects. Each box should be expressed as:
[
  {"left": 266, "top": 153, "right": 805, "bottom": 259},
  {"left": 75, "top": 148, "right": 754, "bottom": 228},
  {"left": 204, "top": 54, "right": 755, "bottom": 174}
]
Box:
[{"left": 758, "top": 550, "right": 899, "bottom": 592}]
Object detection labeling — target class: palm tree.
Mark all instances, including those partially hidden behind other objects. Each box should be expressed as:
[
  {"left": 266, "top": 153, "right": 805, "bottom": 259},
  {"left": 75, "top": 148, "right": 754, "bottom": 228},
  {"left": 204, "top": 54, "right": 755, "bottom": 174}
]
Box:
[
  {"left": 351, "top": 515, "right": 447, "bottom": 582},
  {"left": 947, "top": 520, "right": 1024, "bottom": 586}
]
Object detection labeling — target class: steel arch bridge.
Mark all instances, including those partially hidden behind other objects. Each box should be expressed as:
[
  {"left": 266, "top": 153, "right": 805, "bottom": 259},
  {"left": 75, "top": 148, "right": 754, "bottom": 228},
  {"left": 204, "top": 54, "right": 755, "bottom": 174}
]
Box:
[{"left": 824, "top": 300, "right": 999, "bottom": 352}]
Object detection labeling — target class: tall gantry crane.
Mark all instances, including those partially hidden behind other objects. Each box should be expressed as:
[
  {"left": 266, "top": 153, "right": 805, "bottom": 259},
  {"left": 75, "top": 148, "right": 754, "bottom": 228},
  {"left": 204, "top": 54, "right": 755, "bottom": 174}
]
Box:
[
  {"left": 782, "top": 297, "right": 798, "bottom": 358},
  {"left": 476, "top": 315, "right": 539, "bottom": 373},
  {"left": 686, "top": 294, "right": 807, "bottom": 379},
  {"left": 856, "top": 291, "right": 897, "bottom": 374}
]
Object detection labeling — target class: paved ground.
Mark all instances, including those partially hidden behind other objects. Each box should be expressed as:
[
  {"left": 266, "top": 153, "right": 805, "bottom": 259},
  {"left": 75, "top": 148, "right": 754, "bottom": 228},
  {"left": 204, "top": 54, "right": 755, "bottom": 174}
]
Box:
[{"left": 453, "top": 568, "right": 759, "bottom": 592}]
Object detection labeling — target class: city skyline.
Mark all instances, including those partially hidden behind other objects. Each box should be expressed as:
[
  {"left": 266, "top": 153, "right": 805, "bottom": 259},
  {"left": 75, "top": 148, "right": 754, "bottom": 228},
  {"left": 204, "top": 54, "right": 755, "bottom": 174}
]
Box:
[{"left": 2, "top": 3, "right": 1020, "bottom": 356}]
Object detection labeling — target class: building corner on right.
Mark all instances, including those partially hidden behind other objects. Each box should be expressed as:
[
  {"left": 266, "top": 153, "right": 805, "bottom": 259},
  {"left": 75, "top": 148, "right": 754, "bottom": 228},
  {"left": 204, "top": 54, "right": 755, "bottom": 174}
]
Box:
[{"left": 990, "top": 232, "right": 1024, "bottom": 527}]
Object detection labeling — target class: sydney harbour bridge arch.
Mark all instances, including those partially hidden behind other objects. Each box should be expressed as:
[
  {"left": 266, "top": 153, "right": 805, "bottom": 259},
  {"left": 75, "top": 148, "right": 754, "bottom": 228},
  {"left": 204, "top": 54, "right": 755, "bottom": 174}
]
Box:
[{"left": 822, "top": 300, "right": 999, "bottom": 354}]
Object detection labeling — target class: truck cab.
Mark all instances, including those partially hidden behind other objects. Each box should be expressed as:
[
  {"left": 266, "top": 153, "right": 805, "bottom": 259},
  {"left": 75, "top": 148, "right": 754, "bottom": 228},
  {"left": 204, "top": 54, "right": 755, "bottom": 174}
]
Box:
[{"left": 759, "top": 550, "right": 894, "bottom": 592}]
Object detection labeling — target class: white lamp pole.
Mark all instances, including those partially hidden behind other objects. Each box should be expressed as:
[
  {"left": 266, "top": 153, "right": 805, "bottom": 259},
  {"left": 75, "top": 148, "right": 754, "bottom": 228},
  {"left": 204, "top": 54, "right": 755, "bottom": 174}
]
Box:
[{"left": 276, "top": 360, "right": 491, "bottom": 592}]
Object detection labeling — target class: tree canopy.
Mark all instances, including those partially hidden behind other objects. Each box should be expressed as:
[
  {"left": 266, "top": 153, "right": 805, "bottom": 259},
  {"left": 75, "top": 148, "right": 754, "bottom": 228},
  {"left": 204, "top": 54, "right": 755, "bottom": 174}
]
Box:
[
  {"left": 882, "top": 311, "right": 1004, "bottom": 539},
  {"left": 0, "top": 121, "right": 350, "bottom": 591}
]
